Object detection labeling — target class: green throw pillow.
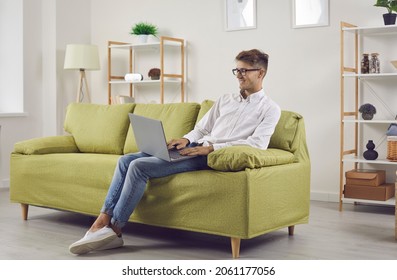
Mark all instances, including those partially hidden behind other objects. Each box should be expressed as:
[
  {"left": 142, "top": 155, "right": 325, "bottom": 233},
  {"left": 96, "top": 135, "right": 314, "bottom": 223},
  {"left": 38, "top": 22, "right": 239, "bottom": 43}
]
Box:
[{"left": 207, "top": 146, "right": 295, "bottom": 171}]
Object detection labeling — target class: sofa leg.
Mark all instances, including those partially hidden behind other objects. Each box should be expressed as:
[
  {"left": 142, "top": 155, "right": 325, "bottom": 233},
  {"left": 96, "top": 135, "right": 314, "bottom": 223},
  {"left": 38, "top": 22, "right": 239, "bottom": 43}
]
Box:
[
  {"left": 230, "top": 237, "right": 241, "bottom": 259},
  {"left": 21, "top": 204, "right": 29, "bottom": 220},
  {"left": 288, "top": 225, "right": 295, "bottom": 236}
]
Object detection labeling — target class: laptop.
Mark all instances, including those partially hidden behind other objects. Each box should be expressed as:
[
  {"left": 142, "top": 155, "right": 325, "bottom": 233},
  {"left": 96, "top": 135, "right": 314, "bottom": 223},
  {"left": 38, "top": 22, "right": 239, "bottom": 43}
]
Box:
[{"left": 128, "top": 113, "right": 197, "bottom": 162}]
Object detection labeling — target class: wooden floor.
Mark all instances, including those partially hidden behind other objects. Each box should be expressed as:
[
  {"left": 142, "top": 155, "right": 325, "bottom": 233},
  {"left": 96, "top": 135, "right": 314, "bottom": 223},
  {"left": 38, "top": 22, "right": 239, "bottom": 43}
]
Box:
[{"left": 1, "top": 187, "right": 396, "bottom": 260}]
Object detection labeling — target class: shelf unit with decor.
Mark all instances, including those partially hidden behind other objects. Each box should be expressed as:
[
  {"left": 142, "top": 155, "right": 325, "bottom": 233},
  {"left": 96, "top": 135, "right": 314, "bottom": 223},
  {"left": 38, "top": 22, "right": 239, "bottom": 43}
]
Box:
[
  {"left": 339, "top": 22, "right": 397, "bottom": 216},
  {"left": 107, "top": 36, "right": 185, "bottom": 104}
]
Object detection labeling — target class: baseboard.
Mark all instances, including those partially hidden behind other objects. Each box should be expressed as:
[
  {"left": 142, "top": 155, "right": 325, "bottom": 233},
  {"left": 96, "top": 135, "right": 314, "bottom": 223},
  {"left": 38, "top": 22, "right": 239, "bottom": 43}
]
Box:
[
  {"left": 310, "top": 191, "right": 339, "bottom": 203},
  {"left": 1, "top": 179, "right": 9, "bottom": 189}
]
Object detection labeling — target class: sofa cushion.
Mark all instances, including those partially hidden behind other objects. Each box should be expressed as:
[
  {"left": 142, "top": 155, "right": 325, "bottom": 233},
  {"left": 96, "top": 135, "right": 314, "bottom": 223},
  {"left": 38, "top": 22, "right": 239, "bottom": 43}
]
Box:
[
  {"left": 124, "top": 103, "right": 201, "bottom": 154},
  {"left": 64, "top": 103, "right": 135, "bottom": 155},
  {"left": 13, "top": 136, "right": 79, "bottom": 155},
  {"left": 268, "top": 111, "right": 302, "bottom": 152},
  {"left": 196, "top": 100, "right": 214, "bottom": 123},
  {"left": 207, "top": 146, "right": 295, "bottom": 171}
]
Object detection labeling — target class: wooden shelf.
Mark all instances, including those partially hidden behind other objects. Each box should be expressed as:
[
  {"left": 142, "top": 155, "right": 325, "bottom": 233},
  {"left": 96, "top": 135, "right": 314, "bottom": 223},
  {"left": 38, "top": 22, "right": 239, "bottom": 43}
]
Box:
[
  {"left": 342, "top": 24, "right": 397, "bottom": 35},
  {"left": 343, "top": 73, "right": 397, "bottom": 78},
  {"left": 342, "top": 197, "right": 395, "bottom": 206},
  {"left": 342, "top": 155, "right": 397, "bottom": 166},
  {"left": 107, "top": 36, "right": 185, "bottom": 104}
]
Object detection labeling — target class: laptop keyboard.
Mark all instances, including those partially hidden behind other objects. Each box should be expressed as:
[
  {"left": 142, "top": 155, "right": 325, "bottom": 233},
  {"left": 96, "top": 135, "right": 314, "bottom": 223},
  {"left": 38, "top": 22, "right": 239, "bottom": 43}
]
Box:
[{"left": 169, "top": 149, "right": 186, "bottom": 160}]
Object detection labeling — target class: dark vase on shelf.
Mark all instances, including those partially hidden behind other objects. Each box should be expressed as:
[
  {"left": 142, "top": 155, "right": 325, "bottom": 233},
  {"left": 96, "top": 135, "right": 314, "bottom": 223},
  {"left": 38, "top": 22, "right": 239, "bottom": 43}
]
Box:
[{"left": 363, "top": 140, "right": 378, "bottom": 160}]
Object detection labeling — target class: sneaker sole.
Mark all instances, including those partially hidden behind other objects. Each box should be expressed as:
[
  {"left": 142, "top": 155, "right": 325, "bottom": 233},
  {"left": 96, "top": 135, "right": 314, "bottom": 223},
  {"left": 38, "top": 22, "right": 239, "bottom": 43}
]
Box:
[{"left": 69, "top": 234, "right": 117, "bottom": 255}]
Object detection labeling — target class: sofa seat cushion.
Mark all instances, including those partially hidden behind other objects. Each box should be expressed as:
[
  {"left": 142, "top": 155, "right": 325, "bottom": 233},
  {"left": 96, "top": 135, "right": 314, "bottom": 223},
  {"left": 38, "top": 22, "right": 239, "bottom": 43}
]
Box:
[
  {"left": 13, "top": 136, "right": 79, "bottom": 155},
  {"left": 64, "top": 103, "right": 135, "bottom": 155},
  {"left": 207, "top": 146, "right": 295, "bottom": 171},
  {"left": 124, "top": 103, "right": 200, "bottom": 154}
]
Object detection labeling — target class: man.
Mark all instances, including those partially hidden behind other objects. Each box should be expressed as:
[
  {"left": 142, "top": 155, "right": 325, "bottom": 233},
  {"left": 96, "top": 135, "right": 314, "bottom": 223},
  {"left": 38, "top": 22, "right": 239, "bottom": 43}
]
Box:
[{"left": 69, "top": 49, "right": 281, "bottom": 254}]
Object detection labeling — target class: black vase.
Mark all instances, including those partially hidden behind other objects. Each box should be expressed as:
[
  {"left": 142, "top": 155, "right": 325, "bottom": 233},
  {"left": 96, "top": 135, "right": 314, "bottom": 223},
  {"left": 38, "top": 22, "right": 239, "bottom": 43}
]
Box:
[
  {"left": 363, "top": 140, "right": 378, "bottom": 160},
  {"left": 383, "top": 13, "right": 397, "bottom": 25}
]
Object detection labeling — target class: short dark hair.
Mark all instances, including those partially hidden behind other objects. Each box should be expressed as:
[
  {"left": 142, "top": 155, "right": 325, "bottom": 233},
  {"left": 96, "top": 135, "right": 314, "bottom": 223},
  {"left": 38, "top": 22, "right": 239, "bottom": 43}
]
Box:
[{"left": 235, "top": 49, "right": 269, "bottom": 71}]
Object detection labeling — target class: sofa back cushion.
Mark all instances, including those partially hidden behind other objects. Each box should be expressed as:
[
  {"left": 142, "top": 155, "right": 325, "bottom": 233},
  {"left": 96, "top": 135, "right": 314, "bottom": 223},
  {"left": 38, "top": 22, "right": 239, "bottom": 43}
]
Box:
[
  {"left": 123, "top": 103, "right": 200, "bottom": 154},
  {"left": 268, "top": 111, "right": 302, "bottom": 152},
  {"left": 196, "top": 100, "right": 214, "bottom": 123},
  {"left": 64, "top": 103, "right": 135, "bottom": 154}
]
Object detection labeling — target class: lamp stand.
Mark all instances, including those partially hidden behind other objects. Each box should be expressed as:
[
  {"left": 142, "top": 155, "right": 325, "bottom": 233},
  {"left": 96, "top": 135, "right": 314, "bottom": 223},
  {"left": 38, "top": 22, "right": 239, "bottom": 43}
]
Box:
[{"left": 77, "top": 69, "right": 91, "bottom": 103}]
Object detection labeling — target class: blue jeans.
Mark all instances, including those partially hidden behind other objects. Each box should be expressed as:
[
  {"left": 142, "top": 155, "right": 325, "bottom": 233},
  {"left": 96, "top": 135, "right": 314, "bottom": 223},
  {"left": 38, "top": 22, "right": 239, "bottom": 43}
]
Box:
[{"left": 100, "top": 152, "right": 210, "bottom": 229}]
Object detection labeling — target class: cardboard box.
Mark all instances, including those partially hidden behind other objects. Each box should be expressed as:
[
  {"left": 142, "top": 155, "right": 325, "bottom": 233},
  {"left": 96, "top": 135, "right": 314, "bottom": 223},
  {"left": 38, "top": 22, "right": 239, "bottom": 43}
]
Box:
[
  {"left": 344, "top": 183, "right": 395, "bottom": 201},
  {"left": 345, "top": 169, "right": 385, "bottom": 187}
]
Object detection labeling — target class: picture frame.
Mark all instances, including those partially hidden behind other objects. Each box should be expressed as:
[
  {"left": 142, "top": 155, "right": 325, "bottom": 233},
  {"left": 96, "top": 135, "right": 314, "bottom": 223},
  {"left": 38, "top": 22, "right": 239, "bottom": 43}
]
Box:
[
  {"left": 225, "top": 0, "right": 257, "bottom": 31},
  {"left": 292, "top": 0, "right": 329, "bottom": 28}
]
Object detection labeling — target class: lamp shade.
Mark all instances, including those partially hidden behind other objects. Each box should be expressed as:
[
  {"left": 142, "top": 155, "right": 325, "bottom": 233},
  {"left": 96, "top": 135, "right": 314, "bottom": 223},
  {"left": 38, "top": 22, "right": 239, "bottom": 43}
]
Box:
[{"left": 64, "top": 44, "right": 100, "bottom": 70}]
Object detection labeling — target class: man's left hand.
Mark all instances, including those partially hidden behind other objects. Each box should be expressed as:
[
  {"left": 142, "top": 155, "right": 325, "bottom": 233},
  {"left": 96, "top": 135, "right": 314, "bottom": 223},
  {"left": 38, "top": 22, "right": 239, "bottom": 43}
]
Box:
[{"left": 179, "top": 145, "right": 214, "bottom": 156}]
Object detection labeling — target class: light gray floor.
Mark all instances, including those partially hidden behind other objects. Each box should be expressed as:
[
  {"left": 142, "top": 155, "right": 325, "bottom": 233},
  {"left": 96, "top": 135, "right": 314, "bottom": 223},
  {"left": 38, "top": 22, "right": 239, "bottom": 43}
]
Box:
[{"left": 1, "top": 187, "right": 396, "bottom": 260}]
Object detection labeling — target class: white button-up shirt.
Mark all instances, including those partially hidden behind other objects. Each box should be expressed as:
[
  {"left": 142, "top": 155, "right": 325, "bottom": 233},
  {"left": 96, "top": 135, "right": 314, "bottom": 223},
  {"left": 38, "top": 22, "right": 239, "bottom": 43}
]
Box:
[{"left": 184, "top": 89, "right": 281, "bottom": 150}]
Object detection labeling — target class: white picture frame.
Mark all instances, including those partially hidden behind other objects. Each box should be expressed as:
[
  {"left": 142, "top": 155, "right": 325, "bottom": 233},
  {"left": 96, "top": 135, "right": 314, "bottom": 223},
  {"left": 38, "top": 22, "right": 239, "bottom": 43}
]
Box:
[
  {"left": 292, "top": 0, "right": 329, "bottom": 28},
  {"left": 225, "top": 0, "right": 257, "bottom": 31}
]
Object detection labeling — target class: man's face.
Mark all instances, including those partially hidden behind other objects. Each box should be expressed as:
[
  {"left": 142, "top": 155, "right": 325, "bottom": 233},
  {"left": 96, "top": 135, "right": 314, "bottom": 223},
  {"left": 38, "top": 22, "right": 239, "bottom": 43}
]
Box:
[{"left": 235, "top": 61, "right": 263, "bottom": 94}]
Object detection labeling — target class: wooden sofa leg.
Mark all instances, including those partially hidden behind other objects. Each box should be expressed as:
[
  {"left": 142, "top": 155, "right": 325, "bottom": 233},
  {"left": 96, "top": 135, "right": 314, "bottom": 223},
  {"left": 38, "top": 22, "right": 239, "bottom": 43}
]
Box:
[
  {"left": 230, "top": 237, "right": 241, "bottom": 259},
  {"left": 288, "top": 225, "right": 295, "bottom": 236},
  {"left": 21, "top": 204, "right": 29, "bottom": 220}
]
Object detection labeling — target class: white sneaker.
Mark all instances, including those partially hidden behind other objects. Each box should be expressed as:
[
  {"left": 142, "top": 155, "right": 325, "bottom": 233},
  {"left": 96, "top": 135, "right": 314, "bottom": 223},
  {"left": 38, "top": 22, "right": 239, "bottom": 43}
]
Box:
[
  {"left": 69, "top": 226, "right": 117, "bottom": 255},
  {"left": 95, "top": 236, "right": 124, "bottom": 251}
]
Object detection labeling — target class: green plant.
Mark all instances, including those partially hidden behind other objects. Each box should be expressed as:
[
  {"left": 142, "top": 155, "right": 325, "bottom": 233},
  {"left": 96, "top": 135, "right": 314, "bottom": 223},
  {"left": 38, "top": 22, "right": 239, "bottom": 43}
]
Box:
[
  {"left": 374, "top": 0, "right": 397, "bottom": 13},
  {"left": 359, "top": 103, "right": 377, "bottom": 114},
  {"left": 130, "top": 22, "right": 158, "bottom": 36}
]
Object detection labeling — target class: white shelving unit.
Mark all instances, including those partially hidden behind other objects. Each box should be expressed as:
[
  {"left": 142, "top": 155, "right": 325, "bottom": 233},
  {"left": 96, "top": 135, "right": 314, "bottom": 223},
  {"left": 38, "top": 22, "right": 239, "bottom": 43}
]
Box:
[
  {"left": 107, "top": 37, "right": 185, "bottom": 104},
  {"left": 340, "top": 22, "right": 397, "bottom": 212}
]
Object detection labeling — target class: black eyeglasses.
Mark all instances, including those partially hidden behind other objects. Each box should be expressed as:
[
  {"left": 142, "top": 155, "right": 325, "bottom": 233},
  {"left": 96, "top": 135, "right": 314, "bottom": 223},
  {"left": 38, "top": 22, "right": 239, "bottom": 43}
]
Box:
[{"left": 232, "top": 68, "right": 261, "bottom": 76}]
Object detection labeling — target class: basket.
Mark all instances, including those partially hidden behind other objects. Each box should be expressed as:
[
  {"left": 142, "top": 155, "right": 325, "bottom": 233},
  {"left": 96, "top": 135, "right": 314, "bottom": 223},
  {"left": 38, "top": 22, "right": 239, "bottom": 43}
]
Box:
[{"left": 387, "top": 136, "right": 397, "bottom": 161}]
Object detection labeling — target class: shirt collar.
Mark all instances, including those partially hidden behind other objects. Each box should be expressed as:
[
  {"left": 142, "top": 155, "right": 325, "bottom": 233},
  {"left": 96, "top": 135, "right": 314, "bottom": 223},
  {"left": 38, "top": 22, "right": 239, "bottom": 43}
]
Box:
[{"left": 239, "top": 89, "right": 265, "bottom": 102}]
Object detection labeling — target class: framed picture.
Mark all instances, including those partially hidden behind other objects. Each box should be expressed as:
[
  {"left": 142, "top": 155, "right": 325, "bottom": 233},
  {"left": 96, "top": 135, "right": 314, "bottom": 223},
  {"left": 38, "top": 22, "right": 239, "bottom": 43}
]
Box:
[
  {"left": 225, "top": 0, "right": 257, "bottom": 31},
  {"left": 292, "top": 0, "right": 329, "bottom": 28}
]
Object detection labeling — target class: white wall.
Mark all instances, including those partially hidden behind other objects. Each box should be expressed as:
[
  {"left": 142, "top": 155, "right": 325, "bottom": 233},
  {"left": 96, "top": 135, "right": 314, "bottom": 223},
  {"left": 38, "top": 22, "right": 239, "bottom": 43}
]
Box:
[
  {"left": 89, "top": 0, "right": 391, "bottom": 202},
  {"left": 1, "top": 0, "right": 394, "bottom": 201}
]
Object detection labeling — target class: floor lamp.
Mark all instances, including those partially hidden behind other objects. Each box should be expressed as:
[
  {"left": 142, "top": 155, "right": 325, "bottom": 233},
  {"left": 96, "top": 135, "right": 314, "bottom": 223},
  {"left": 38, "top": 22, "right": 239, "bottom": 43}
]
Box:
[{"left": 64, "top": 44, "right": 100, "bottom": 103}]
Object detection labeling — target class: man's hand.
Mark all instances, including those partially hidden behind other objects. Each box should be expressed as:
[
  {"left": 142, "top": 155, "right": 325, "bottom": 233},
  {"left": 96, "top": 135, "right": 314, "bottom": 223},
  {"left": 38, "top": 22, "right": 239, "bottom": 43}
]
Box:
[
  {"left": 179, "top": 145, "right": 214, "bottom": 156},
  {"left": 167, "top": 138, "right": 190, "bottom": 150}
]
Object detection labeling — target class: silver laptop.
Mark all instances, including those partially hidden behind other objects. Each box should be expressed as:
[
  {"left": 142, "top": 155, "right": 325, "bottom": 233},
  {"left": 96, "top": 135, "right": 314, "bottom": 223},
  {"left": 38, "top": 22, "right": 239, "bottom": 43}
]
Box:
[{"left": 128, "top": 113, "right": 197, "bottom": 162}]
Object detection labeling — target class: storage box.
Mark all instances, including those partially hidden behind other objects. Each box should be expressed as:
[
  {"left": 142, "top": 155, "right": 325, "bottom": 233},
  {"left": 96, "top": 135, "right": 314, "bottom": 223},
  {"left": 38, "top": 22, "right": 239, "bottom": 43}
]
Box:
[
  {"left": 345, "top": 169, "right": 385, "bottom": 187},
  {"left": 344, "top": 183, "right": 395, "bottom": 201}
]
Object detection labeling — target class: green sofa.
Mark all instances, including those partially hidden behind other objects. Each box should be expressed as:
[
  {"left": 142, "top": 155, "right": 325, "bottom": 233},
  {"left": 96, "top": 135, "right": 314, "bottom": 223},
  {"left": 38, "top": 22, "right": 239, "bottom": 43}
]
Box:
[{"left": 10, "top": 101, "right": 310, "bottom": 258}]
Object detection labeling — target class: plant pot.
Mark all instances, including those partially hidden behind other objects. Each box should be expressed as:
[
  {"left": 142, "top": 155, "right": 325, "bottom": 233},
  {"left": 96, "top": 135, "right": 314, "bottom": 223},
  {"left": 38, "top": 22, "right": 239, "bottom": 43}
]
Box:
[
  {"left": 137, "top": 35, "right": 149, "bottom": 44},
  {"left": 383, "top": 13, "right": 397, "bottom": 25}
]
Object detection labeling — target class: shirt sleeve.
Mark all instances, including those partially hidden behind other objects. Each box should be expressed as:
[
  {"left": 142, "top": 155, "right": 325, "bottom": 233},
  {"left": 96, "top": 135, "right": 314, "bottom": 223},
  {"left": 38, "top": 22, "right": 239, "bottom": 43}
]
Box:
[{"left": 183, "top": 98, "right": 221, "bottom": 143}]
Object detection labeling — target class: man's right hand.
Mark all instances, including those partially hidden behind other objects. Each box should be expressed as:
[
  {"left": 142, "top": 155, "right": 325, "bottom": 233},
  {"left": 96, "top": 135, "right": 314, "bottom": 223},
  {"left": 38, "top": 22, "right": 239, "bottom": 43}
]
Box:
[{"left": 167, "top": 138, "right": 190, "bottom": 150}]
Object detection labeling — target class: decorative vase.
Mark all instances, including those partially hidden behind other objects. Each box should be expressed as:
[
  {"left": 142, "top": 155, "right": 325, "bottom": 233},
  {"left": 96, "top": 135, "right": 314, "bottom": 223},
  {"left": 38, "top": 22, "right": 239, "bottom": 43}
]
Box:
[
  {"left": 369, "top": 53, "right": 380, "bottom": 74},
  {"left": 361, "top": 53, "right": 369, "bottom": 74},
  {"left": 363, "top": 140, "right": 378, "bottom": 160},
  {"left": 383, "top": 13, "right": 397, "bottom": 25},
  {"left": 362, "top": 113, "right": 374, "bottom": 120}
]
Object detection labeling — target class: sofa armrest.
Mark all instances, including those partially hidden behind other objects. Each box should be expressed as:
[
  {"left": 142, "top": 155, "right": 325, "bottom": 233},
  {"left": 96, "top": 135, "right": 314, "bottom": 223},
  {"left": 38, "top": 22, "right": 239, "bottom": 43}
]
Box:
[
  {"left": 207, "top": 146, "right": 295, "bottom": 172},
  {"left": 13, "top": 135, "right": 79, "bottom": 155}
]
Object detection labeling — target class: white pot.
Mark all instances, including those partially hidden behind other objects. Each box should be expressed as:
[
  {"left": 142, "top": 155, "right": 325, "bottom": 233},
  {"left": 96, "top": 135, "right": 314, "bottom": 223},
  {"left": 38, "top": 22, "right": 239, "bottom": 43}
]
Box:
[
  {"left": 137, "top": 35, "right": 148, "bottom": 44},
  {"left": 147, "top": 35, "right": 159, "bottom": 43}
]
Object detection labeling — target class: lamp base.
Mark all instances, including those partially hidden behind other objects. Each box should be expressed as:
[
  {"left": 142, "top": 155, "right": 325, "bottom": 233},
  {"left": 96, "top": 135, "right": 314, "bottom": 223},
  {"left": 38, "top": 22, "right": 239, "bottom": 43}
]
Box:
[{"left": 77, "top": 69, "right": 91, "bottom": 103}]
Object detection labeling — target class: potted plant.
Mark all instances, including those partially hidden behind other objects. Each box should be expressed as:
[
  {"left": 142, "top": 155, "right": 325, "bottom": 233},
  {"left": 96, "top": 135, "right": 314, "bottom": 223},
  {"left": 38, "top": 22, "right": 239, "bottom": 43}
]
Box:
[
  {"left": 359, "top": 103, "right": 377, "bottom": 120},
  {"left": 374, "top": 0, "right": 397, "bottom": 25},
  {"left": 130, "top": 22, "right": 158, "bottom": 43}
]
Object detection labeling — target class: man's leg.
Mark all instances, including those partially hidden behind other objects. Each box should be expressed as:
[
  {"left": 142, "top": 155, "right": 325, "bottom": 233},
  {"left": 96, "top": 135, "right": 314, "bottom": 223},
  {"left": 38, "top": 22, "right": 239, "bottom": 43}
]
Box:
[{"left": 108, "top": 155, "right": 209, "bottom": 230}]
